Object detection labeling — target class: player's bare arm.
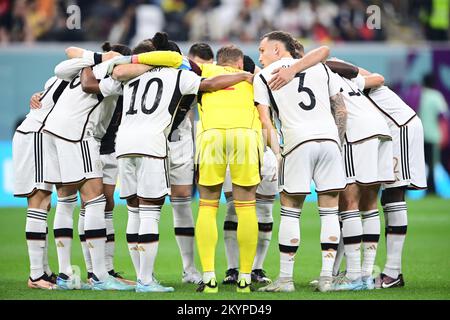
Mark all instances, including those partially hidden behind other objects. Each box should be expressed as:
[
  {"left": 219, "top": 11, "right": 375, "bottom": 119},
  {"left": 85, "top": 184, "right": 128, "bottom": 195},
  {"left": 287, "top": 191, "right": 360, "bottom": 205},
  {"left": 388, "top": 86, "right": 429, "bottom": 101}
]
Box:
[
  {"left": 256, "top": 104, "right": 281, "bottom": 157},
  {"left": 111, "top": 64, "right": 152, "bottom": 82},
  {"left": 80, "top": 67, "right": 100, "bottom": 94},
  {"left": 268, "top": 45, "right": 330, "bottom": 90},
  {"left": 361, "top": 72, "right": 385, "bottom": 89},
  {"left": 329, "top": 92, "right": 347, "bottom": 144},
  {"left": 326, "top": 60, "right": 359, "bottom": 79},
  {"left": 198, "top": 72, "right": 253, "bottom": 92}
]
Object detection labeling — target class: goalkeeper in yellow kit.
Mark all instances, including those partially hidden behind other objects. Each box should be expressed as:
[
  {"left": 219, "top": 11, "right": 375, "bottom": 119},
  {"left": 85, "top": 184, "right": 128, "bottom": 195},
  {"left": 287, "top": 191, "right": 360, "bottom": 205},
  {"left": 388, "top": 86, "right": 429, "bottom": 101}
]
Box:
[{"left": 195, "top": 45, "right": 264, "bottom": 293}]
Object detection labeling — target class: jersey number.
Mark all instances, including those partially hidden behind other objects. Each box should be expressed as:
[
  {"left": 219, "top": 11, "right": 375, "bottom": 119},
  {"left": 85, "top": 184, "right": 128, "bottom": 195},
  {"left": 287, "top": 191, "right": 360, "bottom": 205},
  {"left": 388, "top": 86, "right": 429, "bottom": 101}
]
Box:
[
  {"left": 126, "top": 78, "right": 163, "bottom": 115},
  {"left": 296, "top": 73, "right": 316, "bottom": 111}
]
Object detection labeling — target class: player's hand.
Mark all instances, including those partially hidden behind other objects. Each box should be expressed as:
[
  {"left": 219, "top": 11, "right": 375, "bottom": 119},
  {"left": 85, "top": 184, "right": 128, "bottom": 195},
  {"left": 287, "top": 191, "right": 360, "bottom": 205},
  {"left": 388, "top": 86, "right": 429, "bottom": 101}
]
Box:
[
  {"left": 30, "top": 92, "right": 42, "bottom": 109},
  {"left": 269, "top": 67, "right": 296, "bottom": 90},
  {"left": 244, "top": 72, "right": 254, "bottom": 84},
  {"left": 107, "top": 55, "right": 132, "bottom": 75}
]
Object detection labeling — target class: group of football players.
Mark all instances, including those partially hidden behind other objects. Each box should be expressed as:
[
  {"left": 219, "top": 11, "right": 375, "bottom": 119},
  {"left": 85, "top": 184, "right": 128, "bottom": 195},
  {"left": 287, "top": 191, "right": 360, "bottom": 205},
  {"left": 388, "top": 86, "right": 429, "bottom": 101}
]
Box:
[{"left": 13, "top": 29, "right": 426, "bottom": 293}]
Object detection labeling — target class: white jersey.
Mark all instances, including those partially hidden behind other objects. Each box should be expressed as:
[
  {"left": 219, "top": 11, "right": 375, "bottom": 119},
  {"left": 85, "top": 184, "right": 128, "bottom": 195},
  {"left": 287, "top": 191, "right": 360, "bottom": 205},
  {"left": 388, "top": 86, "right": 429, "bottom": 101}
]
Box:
[
  {"left": 44, "top": 59, "right": 121, "bottom": 142},
  {"left": 16, "top": 76, "right": 69, "bottom": 133},
  {"left": 353, "top": 76, "right": 416, "bottom": 126},
  {"left": 116, "top": 67, "right": 201, "bottom": 158},
  {"left": 335, "top": 75, "right": 391, "bottom": 143},
  {"left": 254, "top": 58, "right": 341, "bottom": 155}
]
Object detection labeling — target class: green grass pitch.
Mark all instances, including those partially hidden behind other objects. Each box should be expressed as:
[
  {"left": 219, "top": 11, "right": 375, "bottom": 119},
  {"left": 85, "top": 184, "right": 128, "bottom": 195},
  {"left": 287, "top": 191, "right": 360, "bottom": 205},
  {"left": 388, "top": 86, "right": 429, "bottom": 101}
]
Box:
[{"left": 0, "top": 197, "right": 449, "bottom": 300}]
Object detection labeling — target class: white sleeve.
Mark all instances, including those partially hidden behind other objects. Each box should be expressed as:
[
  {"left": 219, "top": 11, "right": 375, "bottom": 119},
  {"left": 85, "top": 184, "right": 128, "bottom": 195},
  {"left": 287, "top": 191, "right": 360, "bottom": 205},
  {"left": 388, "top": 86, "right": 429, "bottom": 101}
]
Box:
[
  {"left": 352, "top": 74, "right": 366, "bottom": 91},
  {"left": 253, "top": 72, "right": 271, "bottom": 106},
  {"left": 43, "top": 76, "right": 58, "bottom": 90},
  {"left": 326, "top": 67, "right": 342, "bottom": 97},
  {"left": 54, "top": 51, "right": 96, "bottom": 81},
  {"left": 99, "top": 77, "right": 122, "bottom": 97},
  {"left": 179, "top": 70, "right": 201, "bottom": 95}
]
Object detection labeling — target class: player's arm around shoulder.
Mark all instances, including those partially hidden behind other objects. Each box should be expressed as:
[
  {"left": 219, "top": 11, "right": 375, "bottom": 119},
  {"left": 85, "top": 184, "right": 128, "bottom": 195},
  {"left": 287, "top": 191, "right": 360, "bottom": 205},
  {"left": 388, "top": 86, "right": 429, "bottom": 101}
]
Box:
[{"left": 198, "top": 71, "right": 253, "bottom": 92}]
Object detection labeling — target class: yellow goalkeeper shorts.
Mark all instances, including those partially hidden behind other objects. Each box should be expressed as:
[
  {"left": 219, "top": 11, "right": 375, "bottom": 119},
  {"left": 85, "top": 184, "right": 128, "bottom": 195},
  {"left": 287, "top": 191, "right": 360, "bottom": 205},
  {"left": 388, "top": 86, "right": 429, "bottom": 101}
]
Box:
[{"left": 196, "top": 128, "right": 264, "bottom": 187}]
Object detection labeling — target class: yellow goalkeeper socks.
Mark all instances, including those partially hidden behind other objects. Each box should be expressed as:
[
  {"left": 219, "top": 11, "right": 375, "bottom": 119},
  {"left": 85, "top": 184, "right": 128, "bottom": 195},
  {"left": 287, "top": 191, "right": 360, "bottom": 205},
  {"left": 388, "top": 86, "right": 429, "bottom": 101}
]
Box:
[
  {"left": 234, "top": 200, "right": 258, "bottom": 276},
  {"left": 196, "top": 199, "right": 219, "bottom": 275}
]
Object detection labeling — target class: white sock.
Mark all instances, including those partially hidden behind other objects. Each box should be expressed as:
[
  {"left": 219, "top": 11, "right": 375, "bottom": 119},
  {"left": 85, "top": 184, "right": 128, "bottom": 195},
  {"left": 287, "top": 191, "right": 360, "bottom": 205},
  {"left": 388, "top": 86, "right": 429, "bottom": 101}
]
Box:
[
  {"left": 26, "top": 208, "right": 47, "bottom": 280},
  {"left": 361, "top": 210, "right": 380, "bottom": 278},
  {"left": 84, "top": 194, "right": 108, "bottom": 281},
  {"left": 53, "top": 194, "right": 77, "bottom": 276},
  {"left": 105, "top": 211, "right": 115, "bottom": 273},
  {"left": 252, "top": 198, "right": 274, "bottom": 271},
  {"left": 319, "top": 207, "right": 340, "bottom": 277},
  {"left": 279, "top": 206, "right": 301, "bottom": 279},
  {"left": 126, "top": 206, "right": 140, "bottom": 276},
  {"left": 340, "top": 210, "right": 362, "bottom": 281},
  {"left": 43, "top": 225, "right": 52, "bottom": 276},
  {"left": 383, "top": 202, "right": 408, "bottom": 279},
  {"left": 138, "top": 205, "right": 161, "bottom": 285},
  {"left": 78, "top": 208, "right": 93, "bottom": 274},
  {"left": 224, "top": 197, "right": 239, "bottom": 270},
  {"left": 171, "top": 196, "right": 196, "bottom": 273},
  {"left": 203, "top": 271, "right": 216, "bottom": 283},
  {"left": 332, "top": 218, "right": 344, "bottom": 276}
]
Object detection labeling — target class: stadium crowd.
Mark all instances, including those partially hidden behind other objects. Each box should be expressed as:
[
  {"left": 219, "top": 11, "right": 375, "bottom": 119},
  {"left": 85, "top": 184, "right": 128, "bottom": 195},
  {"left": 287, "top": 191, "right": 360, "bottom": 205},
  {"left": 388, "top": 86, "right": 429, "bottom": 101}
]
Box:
[{"left": 0, "top": 0, "right": 449, "bottom": 44}]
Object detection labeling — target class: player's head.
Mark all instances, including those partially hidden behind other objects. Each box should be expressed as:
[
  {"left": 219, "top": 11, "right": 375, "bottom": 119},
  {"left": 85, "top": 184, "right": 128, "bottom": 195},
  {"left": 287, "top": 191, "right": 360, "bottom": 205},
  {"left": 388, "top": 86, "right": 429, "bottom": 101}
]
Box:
[
  {"left": 188, "top": 42, "right": 214, "bottom": 64},
  {"left": 151, "top": 31, "right": 182, "bottom": 53},
  {"left": 216, "top": 44, "right": 244, "bottom": 70},
  {"left": 293, "top": 40, "right": 305, "bottom": 59},
  {"left": 423, "top": 73, "right": 435, "bottom": 89},
  {"left": 101, "top": 41, "right": 132, "bottom": 56},
  {"left": 132, "top": 40, "right": 155, "bottom": 54},
  {"left": 259, "top": 31, "right": 297, "bottom": 67}
]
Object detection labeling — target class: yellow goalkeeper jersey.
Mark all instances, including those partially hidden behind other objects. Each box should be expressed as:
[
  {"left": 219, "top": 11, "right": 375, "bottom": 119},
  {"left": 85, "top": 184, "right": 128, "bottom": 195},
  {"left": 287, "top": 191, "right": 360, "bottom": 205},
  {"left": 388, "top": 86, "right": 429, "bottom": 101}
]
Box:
[{"left": 198, "top": 64, "right": 261, "bottom": 131}]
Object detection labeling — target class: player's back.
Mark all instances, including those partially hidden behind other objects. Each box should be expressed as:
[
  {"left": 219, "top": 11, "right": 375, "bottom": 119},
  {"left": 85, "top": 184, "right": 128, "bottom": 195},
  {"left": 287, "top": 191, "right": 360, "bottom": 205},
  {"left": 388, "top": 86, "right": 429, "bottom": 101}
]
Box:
[
  {"left": 199, "top": 64, "right": 260, "bottom": 131},
  {"left": 17, "top": 76, "right": 69, "bottom": 134},
  {"left": 116, "top": 67, "right": 200, "bottom": 158},
  {"left": 255, "top": 59, "right": 340, "bottom": 154},
  {"left": 366, "top": 85, "right": 416, "bottom": 126},
  {"left": 335, "top": 75, "right": 390, "bottom": 143}
]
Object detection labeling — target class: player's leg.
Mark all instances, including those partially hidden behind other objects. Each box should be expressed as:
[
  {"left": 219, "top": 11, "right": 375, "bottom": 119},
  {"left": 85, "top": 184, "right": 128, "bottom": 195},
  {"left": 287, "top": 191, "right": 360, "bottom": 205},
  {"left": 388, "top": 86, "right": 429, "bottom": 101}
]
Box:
[
  {"left": 126, "top": 197, "right": 140, "bottom": 276},
  {"left": 222, "top": 168, "right": 239, "bottom": 284},
  {"left": 252, "top": 149, "right": 278, "bottom": 284},
  {"left": 379, "top": 187, "right": 407, "bottom": 288},
  {"left": 103, "top": 183, "right": 116, "bottom": 276},
  {"left": 168, "top": 136, "right": 201, "bottom": 283},
  {"left": 26, "top": 190, "right": 56, "bottom": 289},
  {"left": 78, "top": 201, "right": 93, "bottom": 281},
  {"left": 335, "top": 184, "right": 364, "bottom": 291},
  {"left": 135, "top": 156, "right": 172, "bottom": 292},
  {"left": 53, "top": 184, "right": 78, "bottom": 283},
  {"left": 359, "top": 183, "right": 381, "bottom": 290}
]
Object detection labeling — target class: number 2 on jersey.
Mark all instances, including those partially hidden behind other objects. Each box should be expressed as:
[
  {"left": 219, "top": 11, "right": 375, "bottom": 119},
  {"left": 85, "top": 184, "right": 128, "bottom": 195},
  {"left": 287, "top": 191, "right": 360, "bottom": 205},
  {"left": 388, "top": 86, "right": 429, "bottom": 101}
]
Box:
[
  {"left": 126, "top": 78, "right": 163, "bottom": 115},
  {"left": 296, "top": 72, "right": 316, "bottom": 111}
]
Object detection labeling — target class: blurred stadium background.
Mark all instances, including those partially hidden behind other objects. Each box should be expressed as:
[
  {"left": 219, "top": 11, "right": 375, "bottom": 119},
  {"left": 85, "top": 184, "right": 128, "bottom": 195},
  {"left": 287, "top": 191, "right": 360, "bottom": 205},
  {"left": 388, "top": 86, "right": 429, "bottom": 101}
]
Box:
[{"left": 0, "top": 0, "right": 449, "bottom": 206}]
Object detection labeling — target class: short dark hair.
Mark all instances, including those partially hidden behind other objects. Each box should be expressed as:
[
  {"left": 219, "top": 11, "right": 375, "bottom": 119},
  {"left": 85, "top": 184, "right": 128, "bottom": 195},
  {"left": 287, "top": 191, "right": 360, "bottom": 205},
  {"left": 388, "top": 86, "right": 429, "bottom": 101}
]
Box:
[
  {"left": 423, "top": 73, "right": 435, "bottom": 88},
  {"left": 262, "top": 31, "right": 298, "bottom": 58},
  {"left": 188, "top": 42, "right": 214, "bottom": 61},
  {"left": 101, "top": 41, "right": 132, "bottom": 56},
  {"left": 216, "top": 44, "right": 243, "bottom": 65},
  {"left": 132, "top": 40, "right": 155, "bottom": 54},
  {"left": 150, "top": 32, "right": 182, "bottom": 53}
]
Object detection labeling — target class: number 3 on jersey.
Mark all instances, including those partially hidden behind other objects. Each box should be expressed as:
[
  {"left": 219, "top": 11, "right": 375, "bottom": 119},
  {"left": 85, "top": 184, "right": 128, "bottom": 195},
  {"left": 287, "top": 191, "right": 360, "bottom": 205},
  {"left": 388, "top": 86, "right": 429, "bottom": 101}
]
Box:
[
  {"left": 295, "top": 72, "right": 316, "bottom": 111},
  {"left": 126, "top": 78, "right": 163, "bottom": 115}
]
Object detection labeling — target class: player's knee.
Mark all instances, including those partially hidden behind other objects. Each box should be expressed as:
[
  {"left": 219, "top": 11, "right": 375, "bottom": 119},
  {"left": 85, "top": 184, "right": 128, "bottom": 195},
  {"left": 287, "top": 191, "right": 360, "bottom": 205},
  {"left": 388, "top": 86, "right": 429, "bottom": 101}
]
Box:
[
  {"left": 381, "top": 187, "right": 405, "bottom": 205},
  {"left": 126, "top": 197, "right": 139, "bottom": 208},
  {"left": 105, "top": 197, "right": 115, "bottom": 212}
]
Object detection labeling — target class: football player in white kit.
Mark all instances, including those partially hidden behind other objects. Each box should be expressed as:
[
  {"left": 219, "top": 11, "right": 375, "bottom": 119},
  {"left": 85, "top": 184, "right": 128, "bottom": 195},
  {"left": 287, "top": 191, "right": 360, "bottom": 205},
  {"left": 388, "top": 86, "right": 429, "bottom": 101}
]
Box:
[
  {"left": 108, "top": 45, "right": 254, "bottom": 292},
  {"left": 253, "top": 31, "right": 348, "bottom": 293},
  {"left": 13, "top": 76, "right": 70, "bottom": 290},
  {"left": 42, "top": 48, "right": 134, "bottom": 291},
  {"left": 353, "top": 68, "right": 427, "bottom": 288}
]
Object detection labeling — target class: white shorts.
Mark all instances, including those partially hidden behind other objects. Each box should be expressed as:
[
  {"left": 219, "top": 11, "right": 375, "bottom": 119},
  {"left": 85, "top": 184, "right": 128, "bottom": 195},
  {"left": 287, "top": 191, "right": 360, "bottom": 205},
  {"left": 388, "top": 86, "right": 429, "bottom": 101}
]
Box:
[
  {"left": 101, "top": 152, "right": 118, "bottom": 186},
  {"left": 223, "top": 148, "right": 280, "bottom": 196},
  {"left": 13, "top": 131, "right": 53, "bottom": 197},
  {"left": 44, "top": 134, "right": 102, "bottom": 185},
  {"left": 118, "top": 156, "right": 170, "bottom": 200},
  {"left": 343, "top": 137, "right": 394, "bottom": 185},
  {"left": 280, "top": 141, "right": 347, "bottom": 194},
  {"left": 383, "top": 116, "right": 427, "bottom": 190},
  {"left": 168, "top": 134, "right": 194, "bottom": 185}
]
